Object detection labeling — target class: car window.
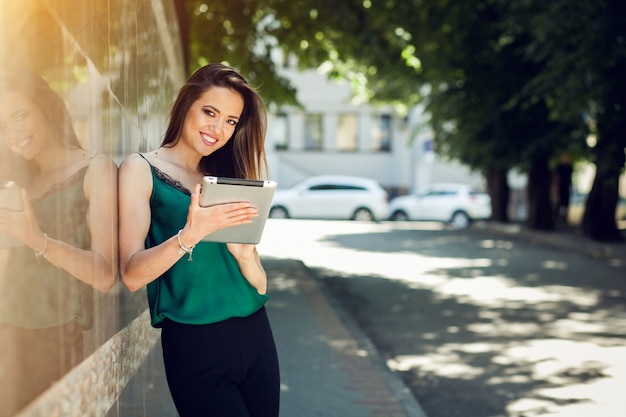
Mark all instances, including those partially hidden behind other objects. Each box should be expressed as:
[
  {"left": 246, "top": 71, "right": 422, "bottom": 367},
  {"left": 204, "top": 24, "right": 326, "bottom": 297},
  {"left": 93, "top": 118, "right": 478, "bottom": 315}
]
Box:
[
  {"left": 308, "top": 184, "right": 366, "bottom": 191},
  {"left": 425, "top": 190, "right": 457, "bottom": 197},
  {"left": 440, "top": 190, "right": 458, "bottom": 196}
]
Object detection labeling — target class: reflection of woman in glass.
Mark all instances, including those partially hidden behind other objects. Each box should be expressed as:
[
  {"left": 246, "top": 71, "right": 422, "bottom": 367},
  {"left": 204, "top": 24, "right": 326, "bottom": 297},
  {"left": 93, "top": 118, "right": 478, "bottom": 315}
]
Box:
[{"left": 0, "top": 72, "right": 118, "bottom": 416}]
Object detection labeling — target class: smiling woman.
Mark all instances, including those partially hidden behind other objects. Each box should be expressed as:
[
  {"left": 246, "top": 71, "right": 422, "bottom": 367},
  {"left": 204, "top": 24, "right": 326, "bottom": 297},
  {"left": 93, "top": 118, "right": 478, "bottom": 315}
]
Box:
[{"left": 117, "top": 64, "right": 280, "bottom": 417}]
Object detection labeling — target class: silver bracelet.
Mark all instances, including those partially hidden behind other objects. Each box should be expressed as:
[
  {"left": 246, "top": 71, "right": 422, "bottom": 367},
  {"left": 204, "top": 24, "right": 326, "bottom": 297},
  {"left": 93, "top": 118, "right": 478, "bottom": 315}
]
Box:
[
  {"left": 177, "top": 229, "right": 195, "bottom": 261},
  {"left": 34, "top": 233, "right": 48, "bottom": 264}
]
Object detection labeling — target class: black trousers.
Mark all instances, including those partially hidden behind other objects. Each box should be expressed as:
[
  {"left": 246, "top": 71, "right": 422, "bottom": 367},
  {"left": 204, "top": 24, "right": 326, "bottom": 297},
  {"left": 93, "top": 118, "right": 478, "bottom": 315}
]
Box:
[{"left": 161, "top": 307, "right": 280, "bottom": 417}]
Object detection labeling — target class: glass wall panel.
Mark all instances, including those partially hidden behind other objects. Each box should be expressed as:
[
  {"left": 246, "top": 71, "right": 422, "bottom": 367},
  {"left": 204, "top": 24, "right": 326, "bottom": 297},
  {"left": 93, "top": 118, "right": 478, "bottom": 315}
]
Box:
[{"left": 0, "top": 1, "right": 184, "bottom": 415}]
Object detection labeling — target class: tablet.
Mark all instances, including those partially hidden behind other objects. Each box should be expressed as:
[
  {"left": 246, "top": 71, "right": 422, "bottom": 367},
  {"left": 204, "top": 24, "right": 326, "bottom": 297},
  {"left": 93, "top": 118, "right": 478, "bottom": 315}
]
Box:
[{"left": 199, "top": 176, "right": 277, "bottom": 244}]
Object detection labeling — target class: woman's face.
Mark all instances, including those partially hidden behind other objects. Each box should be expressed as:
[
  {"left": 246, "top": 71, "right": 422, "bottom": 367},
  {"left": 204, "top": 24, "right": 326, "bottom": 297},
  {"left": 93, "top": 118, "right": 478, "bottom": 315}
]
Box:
[
  {"left": 0, "top": 91, "right": 50, "bottom": 160},
  {"left": 180, "top": 86, "right": 244, "bottom": 156}
]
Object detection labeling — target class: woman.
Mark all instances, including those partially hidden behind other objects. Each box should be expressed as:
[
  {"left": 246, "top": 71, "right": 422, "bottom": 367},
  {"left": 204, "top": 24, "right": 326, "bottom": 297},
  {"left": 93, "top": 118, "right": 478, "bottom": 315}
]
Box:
[
  {"left": 118, "top": 64, "right": 280, "bottom": 417},
  {"left": 0, "top": 72, "right": 118, "bottom": 415}
]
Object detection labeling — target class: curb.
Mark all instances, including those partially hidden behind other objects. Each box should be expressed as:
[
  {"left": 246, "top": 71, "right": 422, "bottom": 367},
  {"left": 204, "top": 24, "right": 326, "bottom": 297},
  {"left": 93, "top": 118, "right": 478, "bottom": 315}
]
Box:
[
  {"left": 473, "top": 222, "right": 626, "bottom": 268},
  {"left": 308, "top": 264, "right": 430, "bottom": 417}
]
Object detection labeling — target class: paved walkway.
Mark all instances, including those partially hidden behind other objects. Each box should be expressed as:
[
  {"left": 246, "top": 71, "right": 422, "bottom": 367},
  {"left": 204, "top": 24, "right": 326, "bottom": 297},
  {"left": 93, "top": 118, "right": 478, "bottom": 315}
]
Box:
[
  {"left": 264, "top": 258, "right": 428, "bottom": 417},
  {"left": 473, "top": 222, "right": 626, "bottom": 267}
]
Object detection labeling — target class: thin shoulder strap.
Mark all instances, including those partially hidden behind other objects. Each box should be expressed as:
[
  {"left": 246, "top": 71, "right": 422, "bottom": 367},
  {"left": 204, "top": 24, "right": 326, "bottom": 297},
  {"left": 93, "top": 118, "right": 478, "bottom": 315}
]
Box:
[{"left": 137, "top": 152, "right": 151, "bottom": 165}]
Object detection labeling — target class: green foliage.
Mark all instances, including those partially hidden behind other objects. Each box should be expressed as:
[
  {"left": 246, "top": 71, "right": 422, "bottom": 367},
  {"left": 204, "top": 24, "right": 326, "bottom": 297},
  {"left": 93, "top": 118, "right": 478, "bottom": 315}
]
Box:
[
  {"left": 183, "top": 0, "right": 298, "bottom": 107},
  {"left": 182, "top": 0, "right": 622, "bottom": 159},
  {"left": 181, "top": 0, "right": 625, "bottom": 237},
  {"left": 184, "top": 0, "right": 423, "bottom": 108}
]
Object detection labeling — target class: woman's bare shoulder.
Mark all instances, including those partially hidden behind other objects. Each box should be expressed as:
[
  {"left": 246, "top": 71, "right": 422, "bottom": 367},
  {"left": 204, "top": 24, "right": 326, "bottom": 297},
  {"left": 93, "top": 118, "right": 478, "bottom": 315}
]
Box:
[
  {"left": 118, "top": 153, "right": 153, "bottom": 194},
  {"left": 86, "top": 153, "right": 118, "bottom": 173},
  {"left": 119, "top": 152, "right": 151, "bottom": 174}
]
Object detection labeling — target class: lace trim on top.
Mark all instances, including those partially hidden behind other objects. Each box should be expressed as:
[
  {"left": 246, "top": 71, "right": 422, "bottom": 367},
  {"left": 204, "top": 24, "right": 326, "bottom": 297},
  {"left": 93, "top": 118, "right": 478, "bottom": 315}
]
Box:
[
  {"left": 34, "top": 165, "right": 89, "bottom": 203},
  {"left": 151, "top": 165, "right": 192, "bottom": 196}
]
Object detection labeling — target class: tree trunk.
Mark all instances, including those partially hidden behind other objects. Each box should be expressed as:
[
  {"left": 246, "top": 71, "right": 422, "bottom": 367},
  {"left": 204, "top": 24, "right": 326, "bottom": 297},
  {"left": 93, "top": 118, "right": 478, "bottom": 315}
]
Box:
[
  {"left": 581, "top": 128, "right": 625, "bottom": 241},
  {"left": 526, "top": 155, "right": 554, "bottom": 231},
  {"left": 485, "top": 167, "right": 509, "bottom": 223},
  {"left": 582, "top": 172, "right": 621, "bottom": 241},
  {"left": 582, "top": 46, "right": 626, "bottom": 242}
]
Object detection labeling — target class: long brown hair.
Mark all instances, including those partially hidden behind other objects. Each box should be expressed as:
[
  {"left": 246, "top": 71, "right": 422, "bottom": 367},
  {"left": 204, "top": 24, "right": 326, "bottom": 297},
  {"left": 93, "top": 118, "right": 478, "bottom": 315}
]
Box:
[{"left": 162, "top": 64, "right": 268, "bottom": 180}]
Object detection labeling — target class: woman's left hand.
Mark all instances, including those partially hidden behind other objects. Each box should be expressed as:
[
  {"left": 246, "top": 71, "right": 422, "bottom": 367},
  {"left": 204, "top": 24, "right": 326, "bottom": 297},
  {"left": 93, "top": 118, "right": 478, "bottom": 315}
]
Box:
[
  {"left": 226, "top": 243, "right": 256, "bottom": 261},
  {"left": 226, "top": 243, "right": 267, "bottom": 294}
]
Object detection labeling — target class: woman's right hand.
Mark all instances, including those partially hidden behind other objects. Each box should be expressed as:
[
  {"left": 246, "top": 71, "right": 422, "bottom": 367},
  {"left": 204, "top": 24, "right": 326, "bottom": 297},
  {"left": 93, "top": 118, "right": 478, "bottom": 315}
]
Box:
[{"left": 178, "top": 184, "right": 259, "bottom": 246}]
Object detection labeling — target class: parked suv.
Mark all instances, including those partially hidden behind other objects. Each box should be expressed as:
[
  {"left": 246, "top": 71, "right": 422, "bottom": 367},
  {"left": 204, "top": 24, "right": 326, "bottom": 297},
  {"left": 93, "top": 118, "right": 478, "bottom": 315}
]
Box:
[
  {"left": 389, "top": 183, "right": 491, "bottom": 229},
  {"left": 269, "top": 175, "right": 390, "bottom": 221}
]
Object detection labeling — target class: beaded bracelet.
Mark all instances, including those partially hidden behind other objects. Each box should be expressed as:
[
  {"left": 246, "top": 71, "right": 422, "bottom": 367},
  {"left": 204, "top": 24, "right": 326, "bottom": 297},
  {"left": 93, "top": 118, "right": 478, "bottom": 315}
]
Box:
[
  {"left": 34, "top": 233, "right": 48, "bottom": 264},
  {"left": 177, "top": 229, "right": 195, "bottom": 261}
]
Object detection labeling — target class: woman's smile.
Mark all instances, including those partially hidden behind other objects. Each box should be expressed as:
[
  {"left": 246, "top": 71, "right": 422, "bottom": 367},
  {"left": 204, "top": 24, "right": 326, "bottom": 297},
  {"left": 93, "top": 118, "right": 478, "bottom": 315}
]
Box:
[
  {"left": 200, "top": 131, "right": 217, "bottom": 146},
  {"left": 15, "top": 135, "right": 32, "bottom": 150},
  {"left": 180, "top": 86, "right": 243, "bottom": 155}
]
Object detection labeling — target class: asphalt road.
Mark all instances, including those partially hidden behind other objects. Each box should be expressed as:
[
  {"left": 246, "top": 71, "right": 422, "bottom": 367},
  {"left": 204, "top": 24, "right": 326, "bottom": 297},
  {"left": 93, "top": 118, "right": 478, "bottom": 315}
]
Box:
[{"left": 258, "top": 219, "right": 626, "bottom": 417}]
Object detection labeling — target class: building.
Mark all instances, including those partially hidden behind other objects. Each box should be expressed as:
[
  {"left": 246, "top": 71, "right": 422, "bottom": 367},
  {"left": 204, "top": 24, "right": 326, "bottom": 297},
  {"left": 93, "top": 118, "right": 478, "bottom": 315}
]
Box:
[{"left": 265, "top": 61, "right": 486, "bottom": 197}]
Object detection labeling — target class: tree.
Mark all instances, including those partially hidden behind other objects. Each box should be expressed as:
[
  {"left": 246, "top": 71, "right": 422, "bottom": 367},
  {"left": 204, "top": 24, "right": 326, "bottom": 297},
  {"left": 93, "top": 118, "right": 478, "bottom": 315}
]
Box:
[
  {"left": 175, "top": 0, "right": 423, "bottom": 108},
  {"left": 389, "top": 0, "right": 583, "bottom": 229},
  {"left": 512, "top": 0, "right": 626, "bottom": 240},
  {"left": 176, "top": 0, "right": 624, "bottom": 239}
]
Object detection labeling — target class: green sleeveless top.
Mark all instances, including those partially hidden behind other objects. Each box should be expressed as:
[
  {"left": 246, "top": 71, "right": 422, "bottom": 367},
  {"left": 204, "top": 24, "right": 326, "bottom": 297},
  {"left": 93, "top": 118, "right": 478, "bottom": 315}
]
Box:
[
  {"left": 140, "top": 155, "right": 268, "bottom": 328},
  {"left": 0, "top": 166, "right": 93, "bottom": 329}
]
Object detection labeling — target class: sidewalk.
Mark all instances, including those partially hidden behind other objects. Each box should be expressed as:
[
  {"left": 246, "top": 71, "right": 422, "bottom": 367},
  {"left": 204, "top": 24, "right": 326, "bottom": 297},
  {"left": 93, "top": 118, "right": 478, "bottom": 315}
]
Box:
[
  {"left": 473, "top": 221, "right": 626, "bottom": 267},
  {"left": 264, "top": 258, "right": 428, "bottom": 417}
]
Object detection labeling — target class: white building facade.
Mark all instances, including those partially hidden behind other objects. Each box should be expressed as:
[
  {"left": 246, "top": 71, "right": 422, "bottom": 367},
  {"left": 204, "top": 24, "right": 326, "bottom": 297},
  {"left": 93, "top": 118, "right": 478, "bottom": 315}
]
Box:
[{"left": 265, "top": 65, "right": 485, "bottom": 196}]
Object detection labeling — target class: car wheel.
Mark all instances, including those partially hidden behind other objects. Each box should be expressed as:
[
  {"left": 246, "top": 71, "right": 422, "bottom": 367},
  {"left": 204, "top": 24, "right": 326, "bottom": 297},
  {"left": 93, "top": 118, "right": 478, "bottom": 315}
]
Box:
[
  {"left": 390, "top": 210, "right": 409, "bottom": 221},
  {"left": 352, "top": 207, "right": 374, "bottom": 221},
  {"left": 269, "top": 206, "right": 290, "bottom": 219},
  {"left": 449, "top": 211, "right": 471, "bottom": 230}
]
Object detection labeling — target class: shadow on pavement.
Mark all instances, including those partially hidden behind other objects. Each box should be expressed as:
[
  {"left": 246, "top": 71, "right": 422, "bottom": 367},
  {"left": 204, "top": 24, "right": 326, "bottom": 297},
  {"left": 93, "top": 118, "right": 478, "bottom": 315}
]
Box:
[{"left": 312, "top": 225, "right": 626, "bottom": 417}]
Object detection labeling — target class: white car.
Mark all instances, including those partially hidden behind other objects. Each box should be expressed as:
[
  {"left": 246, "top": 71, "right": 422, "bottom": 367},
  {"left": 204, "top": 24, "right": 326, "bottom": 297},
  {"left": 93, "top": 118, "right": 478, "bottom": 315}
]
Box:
[
  {"left": 389, "top": 183, "right": 491, "bottom": 229},
  {"left": 269, "top": 175, "right": 390, "bottom": 221}
]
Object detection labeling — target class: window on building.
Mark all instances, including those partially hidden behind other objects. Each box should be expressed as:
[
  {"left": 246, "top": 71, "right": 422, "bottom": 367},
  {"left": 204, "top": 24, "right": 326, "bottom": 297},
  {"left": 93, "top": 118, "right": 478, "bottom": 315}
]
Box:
[
  {"left": 371, "top": 114, "right": 392, "bottom": 152},
  {"left": 270, "top": 113, "right": 289, "bottom": 150},
  {"left": 304, "top": 113, "right": 323, "bottom": 150},
  {"left": 336, "top": 114, "right": 358, "bottom": 151}
]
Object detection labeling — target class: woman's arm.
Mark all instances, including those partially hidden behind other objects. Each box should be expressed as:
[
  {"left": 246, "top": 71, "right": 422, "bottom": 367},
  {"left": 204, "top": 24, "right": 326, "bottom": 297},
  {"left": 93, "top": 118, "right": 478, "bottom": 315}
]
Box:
[
  {"left": 118, "top": 153, "right": 186, "bottom": 291},
  {"left": 65, "top": 154, "right": 118, "bottom": 291},
  {"left": 0, "top": 155, "right": 119, "bottom": 292},
  {"left": 227, "top": 244, "right": 267, "bottom": 295},
  {"left": 83, "top": 154, "right": 119, "bottom": 291},
  {"left": 118, "top": 154, "right": 263, "bottom": 292}
]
